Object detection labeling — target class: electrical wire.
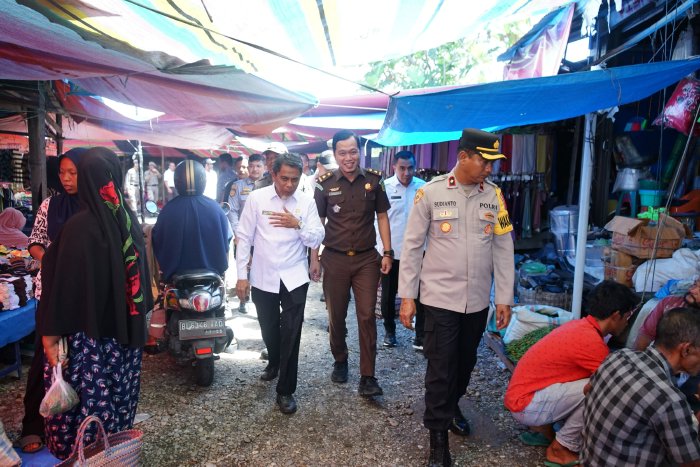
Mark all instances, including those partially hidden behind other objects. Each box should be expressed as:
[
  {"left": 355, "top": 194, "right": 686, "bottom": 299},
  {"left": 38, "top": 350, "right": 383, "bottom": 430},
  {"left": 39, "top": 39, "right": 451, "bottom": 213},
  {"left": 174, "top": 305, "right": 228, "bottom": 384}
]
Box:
[{"left": 639, "top": 102, "right": 700, "bottom": 303}]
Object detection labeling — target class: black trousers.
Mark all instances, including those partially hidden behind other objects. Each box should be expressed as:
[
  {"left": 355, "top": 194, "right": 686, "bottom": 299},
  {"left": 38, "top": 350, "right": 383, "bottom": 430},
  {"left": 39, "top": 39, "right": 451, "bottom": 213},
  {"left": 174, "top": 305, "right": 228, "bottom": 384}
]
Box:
[
  {"left": 251, "top": 282, "right": 308, "bottom": 396},
  {"left": 380, "top": 259, "right": 425, "bottom": 339},
  {"left": 423, "top": 305, "right": 488, "bottom": 430},
  {"left": 21, "top": 321, "right": 44, "bottom": 438},
  {"left": 380, "top": 259, "right": 400, "bottom": 334},
  {"left": 414, "top": 297, "right": 425, "bottom": 340}
]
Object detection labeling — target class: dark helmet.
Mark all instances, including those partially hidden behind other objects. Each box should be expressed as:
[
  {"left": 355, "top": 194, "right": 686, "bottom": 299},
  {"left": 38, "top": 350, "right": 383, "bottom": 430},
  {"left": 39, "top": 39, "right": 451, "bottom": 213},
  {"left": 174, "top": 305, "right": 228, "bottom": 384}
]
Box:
[{"left": 174, "top": 160, "right": 206, "bottom": 196}]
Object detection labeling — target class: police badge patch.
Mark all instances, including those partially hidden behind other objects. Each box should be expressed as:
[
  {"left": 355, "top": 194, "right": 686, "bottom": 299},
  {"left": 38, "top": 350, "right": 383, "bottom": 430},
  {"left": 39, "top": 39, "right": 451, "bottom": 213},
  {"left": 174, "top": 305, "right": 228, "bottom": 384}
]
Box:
[{"left": 414, "top": 188, "right": 424, "bottom": 205}]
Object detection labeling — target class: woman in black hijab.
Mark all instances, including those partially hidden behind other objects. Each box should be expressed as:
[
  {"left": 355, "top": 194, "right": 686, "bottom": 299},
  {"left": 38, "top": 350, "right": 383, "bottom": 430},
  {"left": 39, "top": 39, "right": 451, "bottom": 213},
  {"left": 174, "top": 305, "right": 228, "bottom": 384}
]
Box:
[
  {"left": 37, "top": 147, "right": 151, "bottom": 460},
  {"left": 16, "top": 148, "right": 85, "bottom": 454}
]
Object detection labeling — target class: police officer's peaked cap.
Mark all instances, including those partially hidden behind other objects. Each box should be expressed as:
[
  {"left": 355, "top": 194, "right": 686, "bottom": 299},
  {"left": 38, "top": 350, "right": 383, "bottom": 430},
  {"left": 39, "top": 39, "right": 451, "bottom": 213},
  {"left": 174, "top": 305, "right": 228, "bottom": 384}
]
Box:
[{"left": 458, "top": 128, "right": 506, "bottom": 160}]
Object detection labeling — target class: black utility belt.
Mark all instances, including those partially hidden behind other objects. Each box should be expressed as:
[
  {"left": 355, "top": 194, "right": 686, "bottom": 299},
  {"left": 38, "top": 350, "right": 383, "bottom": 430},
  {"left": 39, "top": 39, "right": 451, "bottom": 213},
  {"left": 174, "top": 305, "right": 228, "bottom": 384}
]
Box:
[{"left": 323, "top": 247, "right": 375, "bottom": 256}]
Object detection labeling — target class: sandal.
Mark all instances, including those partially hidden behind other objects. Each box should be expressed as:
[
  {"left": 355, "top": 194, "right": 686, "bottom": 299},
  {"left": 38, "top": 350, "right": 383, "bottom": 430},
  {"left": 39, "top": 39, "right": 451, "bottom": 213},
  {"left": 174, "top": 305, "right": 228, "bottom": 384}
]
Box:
[
  {"left": 13, "top": 434, "right": 43, "bottom": 454},
  {"left": 543, "top": 460, "right": 580, "bottom": 467},
  {"left": 519, "top": 431, "right": 552, "bottom": 447}
]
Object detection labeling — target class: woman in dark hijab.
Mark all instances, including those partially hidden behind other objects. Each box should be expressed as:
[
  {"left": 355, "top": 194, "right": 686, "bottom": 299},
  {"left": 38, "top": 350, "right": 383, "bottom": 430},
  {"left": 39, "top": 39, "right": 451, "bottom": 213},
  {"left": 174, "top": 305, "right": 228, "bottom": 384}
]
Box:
[
  {"left": 37, "top": 147, "right": 152, "bottom": 460},
  {"left": 15, "top": 148, "right": 85, "bottom": 454}
]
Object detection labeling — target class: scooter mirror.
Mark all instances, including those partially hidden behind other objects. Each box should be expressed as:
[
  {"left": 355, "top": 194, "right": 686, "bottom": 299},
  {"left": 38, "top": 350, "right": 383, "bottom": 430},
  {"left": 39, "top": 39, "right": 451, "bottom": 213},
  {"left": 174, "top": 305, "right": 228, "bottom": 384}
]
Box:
[
  {"left": 220, "top": 202, "right": 231, "bottom": 215},
  {"left": 145, "top": 200, "right": 158, "bottom": 214}
]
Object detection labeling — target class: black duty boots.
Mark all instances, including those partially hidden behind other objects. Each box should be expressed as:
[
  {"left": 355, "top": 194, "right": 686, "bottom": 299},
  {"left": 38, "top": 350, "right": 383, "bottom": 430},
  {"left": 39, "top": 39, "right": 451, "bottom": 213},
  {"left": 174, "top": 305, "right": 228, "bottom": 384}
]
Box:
[{"left": 427, "top": 430, "right": 451, "bottom": 467}]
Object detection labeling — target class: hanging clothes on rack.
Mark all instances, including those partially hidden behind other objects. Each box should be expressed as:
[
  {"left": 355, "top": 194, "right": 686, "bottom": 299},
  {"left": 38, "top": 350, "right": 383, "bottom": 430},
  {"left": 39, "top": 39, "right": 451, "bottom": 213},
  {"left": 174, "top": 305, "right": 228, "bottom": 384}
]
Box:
[
  {"left": 521, "top": 177, "right": 533, "bottom": 239},
  {"left": 532, "top": 173, "right": 548, "bottom": 233}
]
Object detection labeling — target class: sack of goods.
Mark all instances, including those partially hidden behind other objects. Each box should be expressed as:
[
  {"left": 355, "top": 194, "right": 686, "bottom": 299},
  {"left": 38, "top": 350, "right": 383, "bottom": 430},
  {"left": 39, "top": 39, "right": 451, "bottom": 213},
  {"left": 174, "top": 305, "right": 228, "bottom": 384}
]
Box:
[{"left": 502, "top": 305, "right": 573, "bottom": 344}]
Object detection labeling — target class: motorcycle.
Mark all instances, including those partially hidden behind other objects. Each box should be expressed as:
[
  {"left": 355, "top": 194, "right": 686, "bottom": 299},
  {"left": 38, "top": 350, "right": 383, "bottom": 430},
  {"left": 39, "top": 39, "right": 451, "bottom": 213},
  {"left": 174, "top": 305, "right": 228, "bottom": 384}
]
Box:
[
  {"left": 145, "top": 200, "right": 234, "bottom": 386},
  {"left": 159, "top": 270, "right": 233, "bottom": 386}
]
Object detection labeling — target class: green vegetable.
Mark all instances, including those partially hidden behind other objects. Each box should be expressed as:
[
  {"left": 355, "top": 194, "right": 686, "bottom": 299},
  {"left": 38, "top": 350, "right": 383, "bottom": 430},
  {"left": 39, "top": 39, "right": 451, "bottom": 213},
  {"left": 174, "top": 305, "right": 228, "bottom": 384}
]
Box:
[{"left": 505, "top": 326, "right": 554, "bottom": 363}]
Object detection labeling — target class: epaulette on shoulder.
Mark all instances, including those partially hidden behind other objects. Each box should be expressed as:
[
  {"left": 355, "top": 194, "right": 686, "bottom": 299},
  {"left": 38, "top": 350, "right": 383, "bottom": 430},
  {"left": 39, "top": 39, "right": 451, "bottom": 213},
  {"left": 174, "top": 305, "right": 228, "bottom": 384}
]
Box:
[
  {"left": 366, "top": 168, "right": 383, "bottom": 177},
  {"left": 318, "top": 172, "right": 334, "bottom": 183},
  {"left": 484, "top": 178, "right": 497, "bottom": 187},
  {"left": 425, "top": 174, "right": 447, "bottom": 186}
]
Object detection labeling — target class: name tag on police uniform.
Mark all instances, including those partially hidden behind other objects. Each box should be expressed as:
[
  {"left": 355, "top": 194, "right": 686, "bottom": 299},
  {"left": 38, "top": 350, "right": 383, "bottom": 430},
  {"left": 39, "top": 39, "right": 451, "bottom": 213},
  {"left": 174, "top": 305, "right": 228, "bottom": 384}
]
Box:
[
  {"left": 432, "top": 208, "right": 458, "bottom": 238},
  {"left": 435, "top": 208, "right": 457, "bottom": 219}
]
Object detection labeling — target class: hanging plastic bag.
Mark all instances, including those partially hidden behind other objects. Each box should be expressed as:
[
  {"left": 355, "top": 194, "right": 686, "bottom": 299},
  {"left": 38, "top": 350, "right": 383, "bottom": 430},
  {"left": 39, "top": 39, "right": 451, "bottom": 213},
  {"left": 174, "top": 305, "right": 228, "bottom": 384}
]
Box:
[
  {"left": 39, "top": 338, "right": 79, "bottom": 417},
  {"left": 653, "top": 77, "right": 700, "bottom": 135}
]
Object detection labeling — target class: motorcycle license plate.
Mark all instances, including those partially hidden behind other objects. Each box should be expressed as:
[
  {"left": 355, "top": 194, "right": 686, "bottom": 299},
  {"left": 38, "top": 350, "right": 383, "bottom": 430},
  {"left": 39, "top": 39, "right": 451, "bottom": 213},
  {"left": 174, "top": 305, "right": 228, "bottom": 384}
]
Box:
[{"left": 178, "top": 318, "right": 226, "bottom": 340}]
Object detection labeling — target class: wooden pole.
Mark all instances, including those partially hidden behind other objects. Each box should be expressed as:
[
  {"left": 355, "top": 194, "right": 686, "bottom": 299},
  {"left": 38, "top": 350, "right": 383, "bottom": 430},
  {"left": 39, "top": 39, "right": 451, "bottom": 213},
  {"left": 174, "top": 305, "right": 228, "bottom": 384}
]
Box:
[
  {"left": 55, "top": 114, "right": 63, "bottom": 156},
  {"left": 27, "top": 81, "right": 47, "bottom": 212}
]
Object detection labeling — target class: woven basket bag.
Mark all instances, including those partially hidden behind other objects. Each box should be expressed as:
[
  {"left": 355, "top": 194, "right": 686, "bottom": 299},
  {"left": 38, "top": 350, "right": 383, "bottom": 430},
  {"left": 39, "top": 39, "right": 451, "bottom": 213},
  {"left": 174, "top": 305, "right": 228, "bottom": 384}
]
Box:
[{"left": 57, "top": 415, "right": 143, "bottom": 466}]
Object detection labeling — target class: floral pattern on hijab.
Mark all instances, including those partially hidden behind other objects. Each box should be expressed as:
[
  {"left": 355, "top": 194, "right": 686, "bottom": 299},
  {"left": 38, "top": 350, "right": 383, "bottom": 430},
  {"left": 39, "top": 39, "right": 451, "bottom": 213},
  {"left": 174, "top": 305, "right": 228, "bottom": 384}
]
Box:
[{"left": 98, "top": 179, "right": 144, "bottom": 316}]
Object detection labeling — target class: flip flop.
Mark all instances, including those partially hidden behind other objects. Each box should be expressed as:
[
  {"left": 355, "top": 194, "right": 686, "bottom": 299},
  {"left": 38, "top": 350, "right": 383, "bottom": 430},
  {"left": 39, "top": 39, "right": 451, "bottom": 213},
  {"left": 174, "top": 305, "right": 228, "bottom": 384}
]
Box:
[
  {"left": 543, "top": 460, "right": 580, "bottom": 467},
  {"left": 13, "top": 434, "right": 43, "bottom": 454},
  {"left": 519, "top": 431, "right": 551, "bottom": 447}
]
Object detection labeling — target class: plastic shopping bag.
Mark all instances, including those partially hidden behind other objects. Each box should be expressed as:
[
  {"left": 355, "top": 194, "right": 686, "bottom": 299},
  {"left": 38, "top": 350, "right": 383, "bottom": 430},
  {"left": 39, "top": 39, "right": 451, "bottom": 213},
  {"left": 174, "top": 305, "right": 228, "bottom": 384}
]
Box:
[{"left": 39, "top": 340, "right": 79, "bottom": 417}]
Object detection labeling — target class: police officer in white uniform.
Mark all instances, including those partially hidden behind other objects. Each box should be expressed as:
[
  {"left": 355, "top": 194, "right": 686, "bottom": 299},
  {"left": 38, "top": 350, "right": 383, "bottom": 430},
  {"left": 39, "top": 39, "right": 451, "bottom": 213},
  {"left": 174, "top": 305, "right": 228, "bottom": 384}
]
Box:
[
  {"left": 227, "top": 153, "right": 265, "bottom": 313},
  {"left": 398, "top": 128, "right": 514, "bottom": 467},
  {"left": 376, "top": 150, "right": 426, "bottom": 348}
]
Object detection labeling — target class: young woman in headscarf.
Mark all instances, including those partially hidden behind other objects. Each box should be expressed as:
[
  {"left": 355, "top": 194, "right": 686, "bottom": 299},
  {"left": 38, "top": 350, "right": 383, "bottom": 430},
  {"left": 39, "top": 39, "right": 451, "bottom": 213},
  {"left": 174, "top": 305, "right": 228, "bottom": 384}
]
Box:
[
  {"left": 14, "top": 148, "right": 85, "bottom": 454},
  {"left": 37, "top": 147, "right": 152, "bottom": 460},
  {"left": 0, "top": 208, "right": 28, "bottom": 248}
]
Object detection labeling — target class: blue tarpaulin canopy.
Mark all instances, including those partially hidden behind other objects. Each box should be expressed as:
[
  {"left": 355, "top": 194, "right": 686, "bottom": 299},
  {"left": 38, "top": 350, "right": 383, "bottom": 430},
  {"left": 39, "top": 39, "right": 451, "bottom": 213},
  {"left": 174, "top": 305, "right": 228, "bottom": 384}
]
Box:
[{"left": 377, "top": 56, "right": 700, "bottom": 146}]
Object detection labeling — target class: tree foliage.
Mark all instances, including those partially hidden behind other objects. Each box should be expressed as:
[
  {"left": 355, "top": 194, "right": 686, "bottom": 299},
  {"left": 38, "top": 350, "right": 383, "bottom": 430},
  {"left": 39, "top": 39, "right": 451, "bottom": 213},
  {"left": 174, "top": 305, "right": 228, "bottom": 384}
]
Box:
[{"left": 363, "top": 20, "right": 532, "bottom": 93}]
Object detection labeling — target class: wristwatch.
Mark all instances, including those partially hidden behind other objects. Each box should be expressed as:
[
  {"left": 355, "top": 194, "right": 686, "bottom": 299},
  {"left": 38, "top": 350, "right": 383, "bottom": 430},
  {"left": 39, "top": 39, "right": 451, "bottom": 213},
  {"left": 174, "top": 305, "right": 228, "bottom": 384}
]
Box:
[
  {"left": 295, "top": 219, "right": 304, "bottom": 230},
  {"left": 383, "top": 249, "right": 394, "bottom": 258}
]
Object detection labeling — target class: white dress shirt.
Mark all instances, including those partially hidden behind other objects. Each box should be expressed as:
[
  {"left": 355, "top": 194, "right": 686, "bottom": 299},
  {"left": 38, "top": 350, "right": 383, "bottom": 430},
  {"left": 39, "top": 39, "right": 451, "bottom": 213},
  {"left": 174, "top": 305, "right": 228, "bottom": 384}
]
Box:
[
  {"left": 236, "top": 184, "right": 325, "bottom": 294},
  {"left": 163, "top": 168, "right": 175, "bottom": 188},
  {"left": 204, "top": 169, "right": 218, "bottom": 200},
  {"left": 375, "top": 175, "right": 426, "bottom": 258}
]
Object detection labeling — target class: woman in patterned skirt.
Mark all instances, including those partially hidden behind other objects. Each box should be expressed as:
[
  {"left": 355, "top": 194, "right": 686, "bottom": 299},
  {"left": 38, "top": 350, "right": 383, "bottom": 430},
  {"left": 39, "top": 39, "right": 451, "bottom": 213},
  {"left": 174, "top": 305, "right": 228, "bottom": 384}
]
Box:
[
  {"left": 37, "top": 148, "right": 152, "bottom": 460},
  {"left": 16, "top": 148, "right": 85, "bottom": 454}
]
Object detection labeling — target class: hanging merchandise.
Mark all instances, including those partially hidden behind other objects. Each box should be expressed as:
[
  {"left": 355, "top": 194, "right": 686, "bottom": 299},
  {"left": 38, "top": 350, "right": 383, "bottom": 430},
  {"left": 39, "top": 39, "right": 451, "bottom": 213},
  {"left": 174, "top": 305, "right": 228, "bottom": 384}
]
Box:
[
  {"left": 662, "top": 133, "right": 690, "bottom": 186},
  {"left": 653, "top": 77, "right": 700, "bottom": 135},
  {"left": 613, "top": 132, "right": 659, "bottom": 167},
  {"left": 0, "top": 151, "right": 13, "bottom": 182}
]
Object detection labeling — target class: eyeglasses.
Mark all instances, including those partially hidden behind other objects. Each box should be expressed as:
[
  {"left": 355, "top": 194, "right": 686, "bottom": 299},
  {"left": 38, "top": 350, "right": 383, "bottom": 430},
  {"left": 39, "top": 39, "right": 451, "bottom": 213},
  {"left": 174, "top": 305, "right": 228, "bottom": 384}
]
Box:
[{"left": 336, "top": 149, "right": 360, "bottom": 158}]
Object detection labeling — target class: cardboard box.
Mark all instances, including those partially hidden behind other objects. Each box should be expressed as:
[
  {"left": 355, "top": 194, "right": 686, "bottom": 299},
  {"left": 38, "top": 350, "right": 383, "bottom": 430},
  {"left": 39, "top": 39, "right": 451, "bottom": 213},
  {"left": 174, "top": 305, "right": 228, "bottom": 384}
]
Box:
[
  {"left": 602, "top": 248, "right": 644, "bottom": 287},
  {"left": 604, "top": 214, "right": 690, "bottom": 259},
  {"left": 603, "top": 263, "right": 638, "bottom": 287},
  {"left": 602, "top": 248, "right": 643, "bottom": 267}
]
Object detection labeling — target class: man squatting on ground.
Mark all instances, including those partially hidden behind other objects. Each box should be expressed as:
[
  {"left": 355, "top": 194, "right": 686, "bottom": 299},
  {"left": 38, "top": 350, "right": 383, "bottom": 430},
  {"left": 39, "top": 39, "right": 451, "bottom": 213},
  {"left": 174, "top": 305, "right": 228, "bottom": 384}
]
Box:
[
  {"left": 582, "top": 307, "right": 700, "bottom": 467},
  {"left": 504, "top": 280, "right": 638, "bottom": 467}
]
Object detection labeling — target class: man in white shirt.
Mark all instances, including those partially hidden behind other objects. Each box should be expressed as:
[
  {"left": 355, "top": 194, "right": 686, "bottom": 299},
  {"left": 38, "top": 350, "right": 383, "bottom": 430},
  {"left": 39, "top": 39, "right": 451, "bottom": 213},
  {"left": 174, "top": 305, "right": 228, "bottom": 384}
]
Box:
[
  {"left": 162, "top": 161, "right": 177, "bottom": 203},
  {"left": 236, "top": 153, "right": 324, "bottom": 414},
  {"left": 377, "top": 151, "right": 426, "bottom": 348},
  {"left": 203, "top": 158, "right": 218, "bottom": 200}
]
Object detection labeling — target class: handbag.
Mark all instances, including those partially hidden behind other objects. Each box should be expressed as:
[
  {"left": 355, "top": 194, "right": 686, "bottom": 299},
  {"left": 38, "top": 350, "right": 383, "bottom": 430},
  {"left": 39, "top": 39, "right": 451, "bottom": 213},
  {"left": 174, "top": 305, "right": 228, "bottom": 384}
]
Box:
[{"left": 57, "top": 415, "right": 143, "bottom": 466}]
